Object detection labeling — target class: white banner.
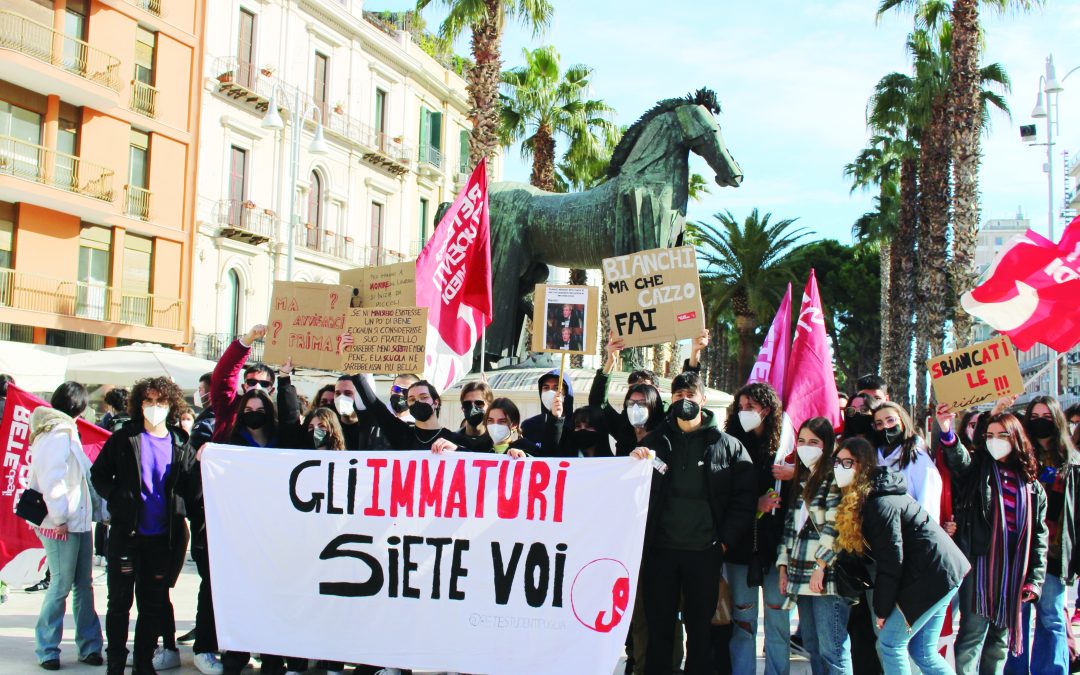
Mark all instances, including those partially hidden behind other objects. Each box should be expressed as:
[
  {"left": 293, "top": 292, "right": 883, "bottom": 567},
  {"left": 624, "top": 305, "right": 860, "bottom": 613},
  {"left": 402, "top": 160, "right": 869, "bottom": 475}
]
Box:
[{"left": 201, "top": 446, "right": 652, "bottom": 675}]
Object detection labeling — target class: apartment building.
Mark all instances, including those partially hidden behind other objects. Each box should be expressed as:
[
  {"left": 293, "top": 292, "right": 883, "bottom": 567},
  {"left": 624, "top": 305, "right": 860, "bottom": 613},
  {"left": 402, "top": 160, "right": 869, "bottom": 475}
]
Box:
[
  {"left": 0, "top": 0, "right": 205, "bottom": 349},
  {"left": 192, "top": 1, "right": 497, "bottom": 360}
]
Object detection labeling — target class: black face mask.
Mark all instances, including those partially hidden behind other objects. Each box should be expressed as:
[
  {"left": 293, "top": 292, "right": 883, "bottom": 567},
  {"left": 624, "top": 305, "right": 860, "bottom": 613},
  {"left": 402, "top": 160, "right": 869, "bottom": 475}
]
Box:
[
  {"left": 671, "top": 399, "right": 700, "bottom": 422},
  {"left": 1028, "top": 417, "right": 1056, "bottom": 440},
  {"left": 309, "top": 427, "right": 328, "bottom": 448},
  {"left": 241, "top": 410, "right": 268, "bottom": 430},
  {"left": 389, "top": 394, "right": 409, "bottom": 414},
  {"left": 573, "top": 429, "right": 606, "bottom": 451},
  {"left": 410, "top": 401, "right": 435, "bottom": 422},
  {"left": 462, "top": 402, "right": 485, "bottom": 428},
  {"left": 844, "top": 410, "right": 874, "bottom": 438},
  {"left": 876, "top": 425, "right": 904, "bottom": 448}
]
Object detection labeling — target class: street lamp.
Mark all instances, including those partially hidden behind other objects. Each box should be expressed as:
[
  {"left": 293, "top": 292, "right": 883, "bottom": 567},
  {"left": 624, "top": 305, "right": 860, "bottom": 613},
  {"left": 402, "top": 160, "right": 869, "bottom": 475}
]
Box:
[{"left": 261, "top": 84, "right": 328, "bottom": 281}]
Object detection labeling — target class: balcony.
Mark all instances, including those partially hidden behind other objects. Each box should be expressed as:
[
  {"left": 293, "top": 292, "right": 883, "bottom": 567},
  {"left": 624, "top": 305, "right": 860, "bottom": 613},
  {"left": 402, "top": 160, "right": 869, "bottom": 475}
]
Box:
[
  {"left": 322, "top": 110, "right": 413, "bottom": 176},
  {"left": 124, "top": 185, "right": 151, "bottom": 220},
  {"left": 217, "top": 199, "right": 275, "bottom": 245},
  {"left": 419, "top": 143, "right": 442, "bottom": 170},
  {"left": 0, "top": 11, "right": 122, "bottom": 92},
  {"left": 296, "top": 225, "right": 356, "bottom": 261},
  {"left": 130, "top": 80, "right": 158, "bottom": 118},
  {"left": 194, "top": 332, "right": 264, "bottom": 362},
  {"left": 133, "top": 0, "right": 163, "bottom": 17},
  {"left": 212, "top": 56, "right": 299, "bottom": 114},
  {"left": 0, "top": 135, "right": 115, "bottom": 202},
  {"left": 0, "top": 267, "right": 184, "bottom": 331}
]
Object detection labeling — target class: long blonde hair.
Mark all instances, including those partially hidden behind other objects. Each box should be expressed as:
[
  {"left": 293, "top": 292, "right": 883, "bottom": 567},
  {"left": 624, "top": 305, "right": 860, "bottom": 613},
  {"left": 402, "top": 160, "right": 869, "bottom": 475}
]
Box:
[{"left": 833, "top": 437, "right": 878, "bottom": 554}]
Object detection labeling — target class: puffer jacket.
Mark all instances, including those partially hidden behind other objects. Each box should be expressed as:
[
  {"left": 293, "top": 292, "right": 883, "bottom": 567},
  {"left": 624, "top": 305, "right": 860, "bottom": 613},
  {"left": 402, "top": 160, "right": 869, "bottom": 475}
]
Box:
[{"left": 28, "top": 408, "right": 94, "bottom": 533}]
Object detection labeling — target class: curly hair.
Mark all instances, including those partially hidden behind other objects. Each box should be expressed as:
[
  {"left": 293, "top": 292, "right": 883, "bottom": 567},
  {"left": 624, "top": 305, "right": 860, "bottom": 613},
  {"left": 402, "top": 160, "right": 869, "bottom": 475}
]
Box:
[
  {"left": 303, "top": 406, "right": 345, "bottom": 450},
  {"left": 128, "top": 376, "right": 186, "bottom": 427},
  {"left": 834, "top": 437, "right": 878, "bottom": 555},
  {"left": 725, "top": 382, "right": 783, "bottom": 461}
]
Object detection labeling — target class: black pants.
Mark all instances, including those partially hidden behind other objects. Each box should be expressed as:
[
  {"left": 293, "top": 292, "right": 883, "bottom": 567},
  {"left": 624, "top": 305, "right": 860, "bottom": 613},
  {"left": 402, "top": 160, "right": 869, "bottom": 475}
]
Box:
[
  {"left": 848, "top": 591, "right": 881, "bottom": 675},
  {"left": 159, "top": 520, "right": 189, "bottom": 651},
  {"left": 642, "top": 546, "right": 720, "bottom": 675},
  {"left": 221, "top": 653, "right": 307, "bottom": 675},
  {"left": 105, "top": 534, "right": 170, "bottom": 674},
  {"left": 191, "top": 542, "right": 217, "bottom": 655},
  {"left": 94, "top": 523, "right": 108, "bottom": 557}
]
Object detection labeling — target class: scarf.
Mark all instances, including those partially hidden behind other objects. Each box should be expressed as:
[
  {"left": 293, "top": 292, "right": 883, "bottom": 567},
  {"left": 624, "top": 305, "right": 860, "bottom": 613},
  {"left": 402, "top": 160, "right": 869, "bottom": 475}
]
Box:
[{"left": 974, "top": 462, "right": 1031, "bottom": 655}]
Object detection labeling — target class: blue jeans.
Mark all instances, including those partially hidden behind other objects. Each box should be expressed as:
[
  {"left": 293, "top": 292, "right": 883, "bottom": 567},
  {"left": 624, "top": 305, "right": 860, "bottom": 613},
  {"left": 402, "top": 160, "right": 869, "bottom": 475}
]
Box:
[
  {"left": 728, "top": 563, "right": 790, "bottom": 675},
  {"left": 34, "top": 530, "right": 102, "bottom": 663},
  {"left": 1004, "top": 573, "right": 1070, "bottom": 675},
  {"left": 878, "top": 586, "right": 958, "bottom": 675},
  {"left": 796, "top": 595, "right": 852, "bottom": 675}
]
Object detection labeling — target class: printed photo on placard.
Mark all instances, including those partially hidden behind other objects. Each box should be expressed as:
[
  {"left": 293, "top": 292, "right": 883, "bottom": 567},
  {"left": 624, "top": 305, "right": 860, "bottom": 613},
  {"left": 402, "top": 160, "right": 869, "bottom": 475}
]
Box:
[{"left": 532, "top": 285, "right": 598, "bottom": 355}]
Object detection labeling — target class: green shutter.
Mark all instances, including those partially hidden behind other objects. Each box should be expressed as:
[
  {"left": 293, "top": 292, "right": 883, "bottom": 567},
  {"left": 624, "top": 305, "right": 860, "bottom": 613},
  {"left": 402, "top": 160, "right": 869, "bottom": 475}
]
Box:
[
  {"left": 419, "top": 108, "right": 430, "bottom": 158},
  {"left": 459, "top": 129, "right": 470, "bottom": 172},
  {"left": 430, "top": 111, "right": 442, "bottom": 151}
]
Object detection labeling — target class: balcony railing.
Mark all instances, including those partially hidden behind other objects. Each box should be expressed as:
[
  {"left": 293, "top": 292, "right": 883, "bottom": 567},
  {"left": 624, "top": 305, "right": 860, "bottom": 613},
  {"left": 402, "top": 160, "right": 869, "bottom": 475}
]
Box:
[
  {"left": 130, "top": 79, "right": 158, "bottom": 118},
  {"left": 419, "top": 143, "right": 442, "bottom": 169},
  {"left": 194, "top": 332, "right": 264, "bottom": 362},
  {"left": 321, "top": 109, "right": 413, "bottom": 175},
  {"left": 297, "top": 225, "right": 355, "bottom": 261},
  {"left": 124, "top": 185, "right": 151, "bottom": 220},
  {"left": 0, "top": 11, "right": 122, "bottom": 92},
  {"left": 133, "top": 0, "right": 162, "bottom": 17},
  {"left": 0, "top": 136, "right": 115, "bottom": 202},
  {"left": 217, "top": 199, "right": 275, "bottom": 245},
  {"left": 212, "top": 56, "right": 300, "bottom": 113},
  {"left": 0, "top": 267, "right": 183, "bottom": 331}
]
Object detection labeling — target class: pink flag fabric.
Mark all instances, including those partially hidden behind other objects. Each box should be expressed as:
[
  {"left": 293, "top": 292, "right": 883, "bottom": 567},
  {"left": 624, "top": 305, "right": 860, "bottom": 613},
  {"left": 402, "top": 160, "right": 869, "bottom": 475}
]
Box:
[
  {"left": 783, "top": 270, "right": 842, "bottom": 432},
  {"left": 961, "top": 215, "right": 1080, "bottom": 352},
  {"left": 747, "top": 283, "right": 792, "bottom": 399},
  {"left": 414, "top": 159, "right": 493, "bottom": 390}
]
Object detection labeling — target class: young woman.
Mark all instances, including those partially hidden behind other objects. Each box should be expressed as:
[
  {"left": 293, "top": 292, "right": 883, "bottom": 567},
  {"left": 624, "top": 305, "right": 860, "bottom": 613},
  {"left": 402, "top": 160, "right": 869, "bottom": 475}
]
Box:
[
  {"left": 776, "top": 417, "right": 848, "bottom": 674},
  {"left": 724, "top": 382, "right": 792, "bottom": 675},
  {"left": 178, "top": 408, "right": 195, "bottom": 436},
  {"left": 589, "top": 335, "right": 666, "bottom": 456},
  {"left": 567, "top": 406, "right": 610, "bottom": 457},
  {"left": 835, "top": 436, "right": 969, "bottom": 675},
  {"left": 938, "top": 408, "right": 1048, "bottom": 675},
  {"left": 483, "top": 397, "right": 536, "bottom": 457},
  {"left": 872, "top": 401, "right": 943, "bottom": 523},
  {"left": 302, "top": 406, "right": 346, "bottom": 451}
]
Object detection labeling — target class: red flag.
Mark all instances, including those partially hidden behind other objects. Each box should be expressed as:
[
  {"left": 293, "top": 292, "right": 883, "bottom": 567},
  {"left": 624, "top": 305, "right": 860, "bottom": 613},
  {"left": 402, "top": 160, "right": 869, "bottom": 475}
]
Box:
[
  {"left": 415, "top": 159, "right": 493, "bottom": 390},
  {"left": 783, "top": 270, "right": 842, "bottom": 432},
  {"left": 961, "top": 215, "right": 1080, "bottom": 352},
  {"left": 0, "top": 385, "right": 110, "bottom": 583},
  {"left": 747, "top": 283, "right": 792, "bottom": 399}
]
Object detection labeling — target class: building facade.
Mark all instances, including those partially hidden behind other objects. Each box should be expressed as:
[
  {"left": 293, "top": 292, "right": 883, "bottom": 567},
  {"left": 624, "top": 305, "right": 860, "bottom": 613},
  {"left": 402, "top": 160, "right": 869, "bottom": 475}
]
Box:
[
  {"left": 0, "top": 0, "right": 205, "bottom": 349},
  {"left": 192, "top": 0, "right": 497, "bottom": 360}
]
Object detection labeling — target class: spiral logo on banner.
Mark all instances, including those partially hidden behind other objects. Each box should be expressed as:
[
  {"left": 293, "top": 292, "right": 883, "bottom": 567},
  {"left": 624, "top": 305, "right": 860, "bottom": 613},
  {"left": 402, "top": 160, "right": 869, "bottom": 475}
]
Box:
[{"left": 570, "top": 558, "right": 631, "bottom": 633}]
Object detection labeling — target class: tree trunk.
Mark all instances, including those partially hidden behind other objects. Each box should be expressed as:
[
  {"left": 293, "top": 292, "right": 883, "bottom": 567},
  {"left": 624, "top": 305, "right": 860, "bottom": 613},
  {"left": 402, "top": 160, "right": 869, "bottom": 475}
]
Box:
[
  {"left": 530, "top": 124, "right": 557, "bottom": 191},
  {"left": 734, "top": 314, "right": 756, "bottom": 385},
  {"left": 879, "top": 242, "right": 892, "bottom": 382},
  {"left": 948, "top": 0, "right": 982, "bottom": 348},
  {"left": 467, "top": 2, "right": 502, "bottom": 168},
  {"left": 569, "top": 267, "right": 587, "bottom": 367},
  {"left": 887, "top": 157, "right": 919, "bottom": 404}
]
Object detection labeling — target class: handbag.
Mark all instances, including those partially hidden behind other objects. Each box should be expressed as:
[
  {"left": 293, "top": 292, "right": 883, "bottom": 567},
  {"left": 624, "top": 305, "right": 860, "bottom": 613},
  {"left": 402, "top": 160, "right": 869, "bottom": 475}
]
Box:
[
  {"left": 711, "top": 575, "right": 733, "bottom": 625},
  {"left": 833, "top": 550, "right": 874, "bottom": 600},
  {"left": 746, "top": 519, "right": 764, "bottom": 587},
  {"left": 15, "top": 488, "right": 48, "bottom": 526}
]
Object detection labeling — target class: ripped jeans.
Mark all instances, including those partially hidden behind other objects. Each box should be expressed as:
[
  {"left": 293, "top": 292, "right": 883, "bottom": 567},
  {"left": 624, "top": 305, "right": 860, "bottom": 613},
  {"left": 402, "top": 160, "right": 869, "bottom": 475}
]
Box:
[
  {"left": 105, "top": 534, "right": 170, "bottom": 673},
  {"left": 727, "top": 563, "right": 791, "bottom": 675}
]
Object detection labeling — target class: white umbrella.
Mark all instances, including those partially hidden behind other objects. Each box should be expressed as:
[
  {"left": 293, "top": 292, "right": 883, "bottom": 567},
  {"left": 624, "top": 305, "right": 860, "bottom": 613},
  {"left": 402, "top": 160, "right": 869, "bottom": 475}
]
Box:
[
  {"left": 65, "top": 343, "right": 218, "bottom": 390},
  {"left": 0, "top": 341, "right": 70, "bottom": 395}
]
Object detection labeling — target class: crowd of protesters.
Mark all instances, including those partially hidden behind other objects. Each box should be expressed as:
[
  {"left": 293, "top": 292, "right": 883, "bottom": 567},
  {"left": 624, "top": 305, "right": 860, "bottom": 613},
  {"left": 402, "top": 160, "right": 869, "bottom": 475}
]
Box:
[{"left": 13, "top": 323, "right": 1080, "bottom": 675}]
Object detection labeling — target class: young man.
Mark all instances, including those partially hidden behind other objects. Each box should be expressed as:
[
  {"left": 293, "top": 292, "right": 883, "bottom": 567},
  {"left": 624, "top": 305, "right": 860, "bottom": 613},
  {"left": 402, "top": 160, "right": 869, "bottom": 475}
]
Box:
[
  {"left": 522, "top": 371, "right": 574, "bottom": 451},
  {"left": 630, "top": 371, "right": 755, "bottom": 675},
  {"left": 209, "top": 325, "right": 275, "bottom": 443},
  {"left": 188, "top": 373, "right": 215, "bottom": 452},
  {"left": 355, "top": 376, "right": 467, "bottom": 451}
]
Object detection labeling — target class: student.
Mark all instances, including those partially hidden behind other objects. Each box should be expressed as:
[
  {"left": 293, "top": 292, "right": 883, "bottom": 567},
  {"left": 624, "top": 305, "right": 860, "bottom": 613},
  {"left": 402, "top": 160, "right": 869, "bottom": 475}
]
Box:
[
  {"left": 313, "top": 384, "right": 336, "bottom": 410},
  {"left": 189, "top": 373, "right": 215, "bottom": 453},
  {"left": 329, "top": 374, "right": 379, "bottom": 450},
  {"left": 938, "top": 407, "right": 1048, "bottom": 675},
  {"left": 29, "top": 381, "right": 104, "bottom": 672},
  {"left": 630, "top": 371, "right": 756, "bottom": 675},
  {"left": 589, "top": 334, "right": 671, "bottom": 456},
  {"left": 355, "top": 376, "right": 467, "bottom": 451},
  {"left": 567, "top": 406, "right": 610, "bottom": 457},
  {"left": 459, "top": 380, "right": 494, "bottom": 448},
  {"left": 776, "top": 417, "right": 849, "bottom": 675},
  {"left": 834, "top": 437, "right": 969, "bottom": 675},
  {"left": 521, "top": 370, "right": 574, "bottom": 450},
  {"left": 483, "top": 397, "right": 540, "bottom": 458},
  {"left": 91, "top": 377, "right": 191, "bottom": 675},
  {"left": 178, "top": 408, "right": 195, "bottom": 436},
  {"left": 209, "top": 324, "right": 277, "bottom": 443},
  {"left": 872, "top": 401, "right": 942, "bottom": 523},
  {"left": 724, "top": 382, "right": 793, "bottom": 675},
  {"left": 99, "top": 388, "right": 131, "bottom": 432}
]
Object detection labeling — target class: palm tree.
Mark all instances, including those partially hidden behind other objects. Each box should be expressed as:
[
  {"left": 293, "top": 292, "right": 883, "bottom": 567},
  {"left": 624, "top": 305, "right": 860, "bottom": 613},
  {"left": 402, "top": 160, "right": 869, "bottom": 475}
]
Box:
[
  {"left": 417, "top": 0, "right": 554, "bottom": 169},
  {"left": 687, "top": 209, "right": 808, "bottom": 382}
]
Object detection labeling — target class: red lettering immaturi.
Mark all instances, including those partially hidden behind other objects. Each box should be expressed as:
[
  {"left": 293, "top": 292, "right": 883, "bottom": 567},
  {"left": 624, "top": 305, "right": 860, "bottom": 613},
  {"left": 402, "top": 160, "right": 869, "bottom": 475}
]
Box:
[
  {"left": 444, "top": 460, "right": 468, "bottom": 518},
  {"left": 390, "top": 460, "right": 416, "bottom": 517},
  {"left": 553, "top": 461, "right": 569, "bottom": 523},
  {"left": 497, "top": 460, "right": 525, "bottom": 518},
  {"left": 364, "top": 458, "right": 387, "bottom": 516},
  {"left": 472, "top": 459, "right": 498, "bottom": 518},
  {"left": 526, "top": 462, "right": 551, "bottom": 520},
  {"left": 419, "top": 460, "right": 445, "bottom": 517}
]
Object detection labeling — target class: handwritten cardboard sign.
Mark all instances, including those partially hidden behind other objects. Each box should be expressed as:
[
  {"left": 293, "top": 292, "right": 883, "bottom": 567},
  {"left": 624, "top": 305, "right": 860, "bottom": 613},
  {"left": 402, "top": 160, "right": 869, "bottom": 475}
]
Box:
[
  {"left": 926, "top": 336, "right": 1024, "bottom": 411},
  {"left": 601, "top": 246, "right": 705, "bottom": 348},
  {"left": 340, "top": 261, "right": 417, "bottom": 308},
  {"left": 531, "top": 285, "right": 599, "bottom": 355},
  {"left": 340, "top": 307, "right": 428, "bottom": 374},
  {"left": 264, "top": 282, "right": 350, "bottom": 370}
]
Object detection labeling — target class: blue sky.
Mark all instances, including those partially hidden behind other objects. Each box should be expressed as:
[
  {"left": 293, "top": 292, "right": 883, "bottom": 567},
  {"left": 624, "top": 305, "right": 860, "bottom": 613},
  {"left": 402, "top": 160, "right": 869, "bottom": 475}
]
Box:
[{"left": 379, "top": 0, "right": 1080, "bottom": 244}]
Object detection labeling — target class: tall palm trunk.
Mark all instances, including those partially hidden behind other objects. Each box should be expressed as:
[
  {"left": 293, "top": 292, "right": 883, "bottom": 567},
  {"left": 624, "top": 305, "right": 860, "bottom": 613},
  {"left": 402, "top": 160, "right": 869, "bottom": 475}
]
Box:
[
  {"left": 467, "top": 0, "right": 502, "bottom": 168},
  {"left": 733, "top": 316, "right": 756, "bottom": 385},
  {"left": 948, "top": 0, "right": 982, "bottom": 348},
  {"left": 887, "top": 158, "right": 918, "bottom": 404},
  {"left": 879, "top": 241, "right": 892, "bottom": 381},
  {"left": 530, "top": 124, "right": 557, "bottom": 191}
]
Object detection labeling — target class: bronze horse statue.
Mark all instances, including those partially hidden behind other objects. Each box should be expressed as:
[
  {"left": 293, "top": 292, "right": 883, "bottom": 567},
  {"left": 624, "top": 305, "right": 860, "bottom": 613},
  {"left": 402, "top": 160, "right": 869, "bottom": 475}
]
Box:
[{"left": 454, "top": 88, "right": 744, "bottom": 363}]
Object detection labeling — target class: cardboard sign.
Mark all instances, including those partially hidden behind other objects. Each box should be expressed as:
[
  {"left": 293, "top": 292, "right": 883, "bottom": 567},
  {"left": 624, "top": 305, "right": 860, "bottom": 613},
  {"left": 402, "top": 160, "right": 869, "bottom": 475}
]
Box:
[
  {"left": 340, "top": 306, "right": 428, "bottom": 374},
  {"left": 601, "top": 246, "right": 705, "bottom": 348},
  {"left": 264, "top": 282, "right": 350, "bottom": 370},
  {"left": 531, "top": 285, "right": 599, "bottom": 355},
  {"left": 340, "top": 261, "right": 417, "bottom": 308},
  {"left": 926, "top": 336, "right": 1024, "bottom": 411}
]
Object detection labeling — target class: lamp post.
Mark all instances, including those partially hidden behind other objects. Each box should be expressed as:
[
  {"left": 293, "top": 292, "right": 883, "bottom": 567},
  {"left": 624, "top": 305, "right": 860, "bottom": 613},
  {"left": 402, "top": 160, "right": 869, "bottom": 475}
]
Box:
[{"left": 261, "top": 84, "right": 328, "bottom": 281}]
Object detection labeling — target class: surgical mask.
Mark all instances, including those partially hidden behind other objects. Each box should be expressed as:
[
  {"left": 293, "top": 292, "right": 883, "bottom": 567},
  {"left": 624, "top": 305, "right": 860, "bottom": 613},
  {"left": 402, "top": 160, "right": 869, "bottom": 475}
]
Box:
[
  {"left": 389, "top": 393, "right": 409, "bottom": 415},
  {"left": 738, "top": 410, "right": 763, "bottom": 432},
  {"left": 1028, "top": 418, "right": 1056, "bottom": 440},
  {"left": 986, "top": 438, "right": 1012, "bottom": 461},
  {"left": 834, "top": 465, "right": 856, "bottom": 488},
  {"left": 541, "top": 390, "right": 558, "bottom": 411},
  {"left": 309, "top": 427, "right": 328, "bottom": 448},
  {"left": 409, "top": 401, "right": 435, "bottom": 422},
  {"left": 334, "top": 395, "right": 355, "bottom": 417},
  {"left": 797, "top": 445, "right": 823, "bottom": 468},
  {"left": 1070, "top": 422, "right": 1078, "bottom": 436},
  {"left": 194, "top": 390, "right": 209, "bottom": 408},
  {"left": 627, "top": 404, "right": 649, "bottom": 428},
  {"left": 241, "top": 410, "right": 268, "bottom": 430},
  {"left": 671, "top": 399, "right": 700, "bottom": 421},
  {"left": 181, "top": 419, "right": 194, "bottom": 434},
  {"left": 143, "top": 405, "right": 169, "bottom": 428},
  {"left": 488, "top": 423, "right": 511, "bottom": 445},
  {"left": 462, "top": 402, "right": 485, "bottom": 428}
]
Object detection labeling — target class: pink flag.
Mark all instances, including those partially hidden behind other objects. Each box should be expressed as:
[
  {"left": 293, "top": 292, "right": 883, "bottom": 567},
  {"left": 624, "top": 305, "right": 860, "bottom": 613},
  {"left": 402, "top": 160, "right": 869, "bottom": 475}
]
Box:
[
  {"left": 783, "top": 270, "right": 842, "bottom": 432},
  {"left": 415, "top": 159, "right": 493, "bottom": 390},
  {"left": 747, "top": 283, "right": 792, "bottom": 399}
]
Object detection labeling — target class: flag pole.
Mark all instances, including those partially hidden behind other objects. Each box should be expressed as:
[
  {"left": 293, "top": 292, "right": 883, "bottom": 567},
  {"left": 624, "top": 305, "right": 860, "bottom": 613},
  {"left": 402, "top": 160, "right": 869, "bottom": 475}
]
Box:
[
  {"left": 557, "top": 352, "right": 566, "bottom": 397},
  {"left": 480, "top": 325, "right": 487, "bottom": 380}
]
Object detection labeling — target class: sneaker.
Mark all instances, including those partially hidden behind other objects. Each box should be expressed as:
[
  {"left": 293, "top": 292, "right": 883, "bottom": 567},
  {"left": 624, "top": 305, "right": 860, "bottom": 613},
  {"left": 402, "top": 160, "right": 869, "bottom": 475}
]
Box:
[
  {"left": 193, "top": 653, "right": 223, "bottom": 675},
  {"left": 40, "top": 660, "right": 60, "bottom": 671},
  {"left": 177, "top": 628, "right": 197, "bottom": 645},
  {"left": 26, "top": 578, "right": 49, "bottom": 592},
  {"left": 80, "top": 653, "right": 105, "bottom": 666},
  {"left": 152, "top": 648, "right": 180, "bottom": 671}
]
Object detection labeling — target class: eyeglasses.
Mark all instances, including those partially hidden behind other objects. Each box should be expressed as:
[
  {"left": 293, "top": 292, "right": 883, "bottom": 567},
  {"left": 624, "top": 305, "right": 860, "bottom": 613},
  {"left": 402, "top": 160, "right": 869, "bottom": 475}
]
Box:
[
  {"left": 245, "top": 379, "right": 269, "bottom": 389},
  {"left": 833, "top": 457, "right": 856, "bottom": 469},
  {"left": 390, "top": 384, "right": 406, "bottom": 395}
]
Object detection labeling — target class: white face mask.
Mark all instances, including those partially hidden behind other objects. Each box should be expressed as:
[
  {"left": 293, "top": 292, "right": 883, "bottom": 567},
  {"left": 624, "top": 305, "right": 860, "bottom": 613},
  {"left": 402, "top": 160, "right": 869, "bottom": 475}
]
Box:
[
  {"left": 143, "top": 405, "right": 169, "bottom": 428},
  {"left": 541, "top": 390, "right": 558, "bottom": 411},
  {"left": 627, "top": 404, "right": 649, "bottom": 428},
  {"left": 986, "top": 438, "right": 1013, "bottom": 461},
  {"left": 797, "top": 445, "right": 823, "bottom": 468},
  {"left": 1070, "top": 422, "right": 1078, "bottom": 436},
  {"left": 181, "top": 419, "right": 194, "bottom": 434},
  {"left": 335, "top": 395, "right": 355, "bottom": 416},
  {"left": 834, "top": 465, "right": 856, "bottom": 488},
  {"left": 738, "top": 410, "right": 763, "bottom": 432},
  {"left": 488, "top": 423, "right": 511, "bottom": 445}
]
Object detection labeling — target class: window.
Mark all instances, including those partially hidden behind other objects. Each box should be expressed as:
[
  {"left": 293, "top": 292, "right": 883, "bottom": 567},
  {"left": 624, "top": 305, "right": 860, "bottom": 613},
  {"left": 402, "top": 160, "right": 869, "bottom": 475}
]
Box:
[
  {"left": 228, "top": 146, "right": 247, "bottom": 226},
  {"left": 0, "top": 101, "right": 43, "bottom": 179},
  {"left": 459, "top": 128, "right": 470, "bottom": 173},
  {"left": 224, "top": 269, "right": 241, "bottom": 336},
  {"left": 237, "top": 9, "right": 256, "bottom": 87},
  {"left": 419, "top": 197, "right": 429, "bottom": 244},
  {"left": 994, "top": 236, "right": 1004, "bottom": 246},
  {"left": 127, "top": 130, "right": 150, "bottom": 219},
  {"left": 374, "top": 88, "right": 387, "bottom": 143},
  {"left": 120, "top": 234, "right": 152, "bottom": 325},
  {"left": 77, "top": 225, "right": 111, "bottom": 320},
  {"left": 0, "top": 201, "right": 14, "bottom": 269},
  {"left": 369, "top": 202, "right": 383, "bottom": 265},
  {"left": 419, "top": 107, "right": 442, "bottom": 166},
  {"left": 307, "top": 171, "right": 323, "bottom": 248},
  {"left": 62, "top": 0, "right": 87, "bottom": 73},
  {"left": 313, "top": 52, "right": 329, "bottom": 122},
  {"left": 134, "top": 27, "right": 156, "bottom": 85},
  {"left": 54, "top": 112, "right": 79, "bottom": 190}
]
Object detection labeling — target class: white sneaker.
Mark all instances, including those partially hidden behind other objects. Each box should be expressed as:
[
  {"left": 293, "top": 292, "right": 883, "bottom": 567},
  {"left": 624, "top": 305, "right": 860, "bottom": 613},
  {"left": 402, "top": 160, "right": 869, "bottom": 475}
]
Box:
[
  {"left": 194, "top": 652, "right": 224, "bottom": 675},
  {"left": 152, "top": 647, "right": 181, "bottom": 671}
]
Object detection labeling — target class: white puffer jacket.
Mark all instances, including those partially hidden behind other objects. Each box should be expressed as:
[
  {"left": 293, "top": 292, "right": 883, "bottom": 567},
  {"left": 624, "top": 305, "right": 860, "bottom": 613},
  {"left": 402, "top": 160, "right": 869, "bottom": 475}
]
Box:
[{"left": 28, "top": 408, "right": 93, "bottom": 533}]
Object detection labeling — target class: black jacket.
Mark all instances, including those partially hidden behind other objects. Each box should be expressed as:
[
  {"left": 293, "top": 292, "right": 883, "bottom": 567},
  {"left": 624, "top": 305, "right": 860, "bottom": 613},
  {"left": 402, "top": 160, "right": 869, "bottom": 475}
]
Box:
[
  {"left": 588, "top": 369, "right": 665, "bottom": 457},
  {"left": 724, "top": 424, "right": 791, "bottom": 567},
  {"left": 640, "top": 410, "right": 756, "bottom": 553},
  {"left": 941, "top": 436, "right": 1052, "bottom": 590},
  {"left": 862, "top": 468, "right": 971, "bottom": 622},
  {"left": 522, "top": 370, "right": 574, "bottom": 454}
]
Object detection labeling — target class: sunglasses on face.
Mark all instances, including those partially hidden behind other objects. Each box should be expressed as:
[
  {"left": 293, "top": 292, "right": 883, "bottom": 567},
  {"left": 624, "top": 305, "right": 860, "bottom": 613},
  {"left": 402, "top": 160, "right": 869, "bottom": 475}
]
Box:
[
  {"left": 390, "top": 385, "right": 406, "bottom": 395},
  {"left": 245, "top": 379, "right": 269, "bottom": 389},
  {"left": 833, "top": 457, "right": 856, "bottom": 469}
]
